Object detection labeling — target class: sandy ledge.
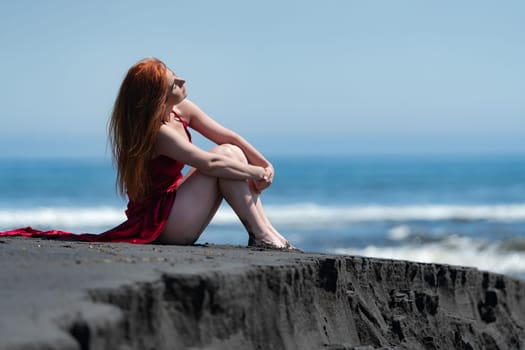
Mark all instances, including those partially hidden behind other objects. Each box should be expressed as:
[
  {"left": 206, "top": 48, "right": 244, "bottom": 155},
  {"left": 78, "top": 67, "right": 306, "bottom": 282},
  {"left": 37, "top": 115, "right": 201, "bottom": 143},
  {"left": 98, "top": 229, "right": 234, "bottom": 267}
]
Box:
[{"left": 0, "top": 237, "right": 523, "bottom": 350}]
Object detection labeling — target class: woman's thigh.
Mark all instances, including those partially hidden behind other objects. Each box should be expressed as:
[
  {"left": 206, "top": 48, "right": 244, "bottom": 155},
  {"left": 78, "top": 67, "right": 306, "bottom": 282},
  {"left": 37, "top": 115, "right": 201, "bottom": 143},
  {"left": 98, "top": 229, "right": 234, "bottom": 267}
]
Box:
[{"left": 156, "top": 170, "right": 222, "bottom": 245}]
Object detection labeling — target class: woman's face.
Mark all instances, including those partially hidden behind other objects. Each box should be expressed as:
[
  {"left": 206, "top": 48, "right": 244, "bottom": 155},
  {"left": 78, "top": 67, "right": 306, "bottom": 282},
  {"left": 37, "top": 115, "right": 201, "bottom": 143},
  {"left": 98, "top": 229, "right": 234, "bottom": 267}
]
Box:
[{"left": 166, "top": 69, "right": 187, "bottom": 105}]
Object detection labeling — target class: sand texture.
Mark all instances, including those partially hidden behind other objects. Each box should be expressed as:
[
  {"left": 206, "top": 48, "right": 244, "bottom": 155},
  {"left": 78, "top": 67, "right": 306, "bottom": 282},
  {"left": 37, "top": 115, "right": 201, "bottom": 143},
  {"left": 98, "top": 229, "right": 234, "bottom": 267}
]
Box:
[{"left": 0, "top": 237, "right": 524, "bottom": 350}]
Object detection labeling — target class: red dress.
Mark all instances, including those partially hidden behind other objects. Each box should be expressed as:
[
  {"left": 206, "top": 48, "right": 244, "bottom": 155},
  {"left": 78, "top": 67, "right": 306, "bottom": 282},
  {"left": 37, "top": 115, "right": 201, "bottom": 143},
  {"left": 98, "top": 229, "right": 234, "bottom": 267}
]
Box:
[{"left": 0, "top": 116, "right": 191, "bottom": 244}]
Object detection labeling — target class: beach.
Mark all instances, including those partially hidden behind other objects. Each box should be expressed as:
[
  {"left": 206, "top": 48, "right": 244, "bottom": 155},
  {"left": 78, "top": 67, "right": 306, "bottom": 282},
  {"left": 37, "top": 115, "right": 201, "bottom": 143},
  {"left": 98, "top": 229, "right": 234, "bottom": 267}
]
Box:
[{"left": 1, "top": 237, "right": 524, "bottom": 349}]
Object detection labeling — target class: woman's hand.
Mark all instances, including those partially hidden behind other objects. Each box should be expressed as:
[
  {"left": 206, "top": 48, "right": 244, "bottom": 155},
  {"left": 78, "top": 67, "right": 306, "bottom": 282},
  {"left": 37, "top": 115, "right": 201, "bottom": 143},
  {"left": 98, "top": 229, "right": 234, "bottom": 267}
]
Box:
[{"left": 249, "top": 165, "right": 274, "bottom": 194}]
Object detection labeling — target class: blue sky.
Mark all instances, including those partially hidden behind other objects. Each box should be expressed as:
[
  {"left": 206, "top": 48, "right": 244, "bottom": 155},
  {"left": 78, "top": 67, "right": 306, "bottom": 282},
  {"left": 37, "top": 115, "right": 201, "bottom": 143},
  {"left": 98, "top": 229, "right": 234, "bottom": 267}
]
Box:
[{"left": 1, "top": 0, "right": 523, "bottom": 158}]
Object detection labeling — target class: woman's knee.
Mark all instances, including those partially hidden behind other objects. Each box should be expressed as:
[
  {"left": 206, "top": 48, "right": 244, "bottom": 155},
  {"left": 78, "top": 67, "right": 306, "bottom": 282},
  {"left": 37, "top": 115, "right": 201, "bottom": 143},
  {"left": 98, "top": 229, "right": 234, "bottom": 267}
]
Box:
[{"left": 210, "top": 144, "right": 247, "bottom": 163}]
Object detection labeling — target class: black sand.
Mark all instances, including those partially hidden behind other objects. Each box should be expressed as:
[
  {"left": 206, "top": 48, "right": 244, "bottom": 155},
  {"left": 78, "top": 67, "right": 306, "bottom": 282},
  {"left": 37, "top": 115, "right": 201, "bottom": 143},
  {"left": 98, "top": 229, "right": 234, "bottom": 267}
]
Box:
[{"left": 0, "top": 237, "right": 523, "bottom": 350}]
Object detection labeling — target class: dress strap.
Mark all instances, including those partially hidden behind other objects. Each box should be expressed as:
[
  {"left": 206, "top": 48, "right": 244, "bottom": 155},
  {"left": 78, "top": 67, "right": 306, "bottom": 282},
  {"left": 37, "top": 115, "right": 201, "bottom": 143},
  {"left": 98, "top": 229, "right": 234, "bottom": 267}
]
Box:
[
  {"left": 172, "top": 111, "right": 188, "bottom": 127},
  {"left": 172, "top": 110, "right": 192, "bottom": 142}
]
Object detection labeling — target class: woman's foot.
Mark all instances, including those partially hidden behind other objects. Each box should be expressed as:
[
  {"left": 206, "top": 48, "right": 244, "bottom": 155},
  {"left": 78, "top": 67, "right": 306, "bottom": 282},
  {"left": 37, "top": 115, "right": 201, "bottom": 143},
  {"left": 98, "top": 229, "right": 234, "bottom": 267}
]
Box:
[
  {"left": 248, "top": 235, "right": 303, "bottom": 252},
  {"left": 283, "top": 240, "right": 303, "bottom": 253},
  {"left": 268, "top": 227, "right": 302, "bottom": 252}
]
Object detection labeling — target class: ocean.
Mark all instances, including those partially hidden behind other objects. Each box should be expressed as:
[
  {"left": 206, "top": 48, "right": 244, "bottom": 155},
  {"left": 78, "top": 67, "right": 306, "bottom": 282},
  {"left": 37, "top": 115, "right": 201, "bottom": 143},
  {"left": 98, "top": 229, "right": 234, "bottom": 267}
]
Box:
[{"left": 1, "top": 155, "right": 524, "bottom": 279}]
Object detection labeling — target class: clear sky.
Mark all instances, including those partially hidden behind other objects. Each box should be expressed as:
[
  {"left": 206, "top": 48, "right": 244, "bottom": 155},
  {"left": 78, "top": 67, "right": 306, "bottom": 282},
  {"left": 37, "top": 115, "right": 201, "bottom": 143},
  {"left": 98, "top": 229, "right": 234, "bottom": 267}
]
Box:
[{"left": 1, "top": 0, "right": 523, "bottom": 158}]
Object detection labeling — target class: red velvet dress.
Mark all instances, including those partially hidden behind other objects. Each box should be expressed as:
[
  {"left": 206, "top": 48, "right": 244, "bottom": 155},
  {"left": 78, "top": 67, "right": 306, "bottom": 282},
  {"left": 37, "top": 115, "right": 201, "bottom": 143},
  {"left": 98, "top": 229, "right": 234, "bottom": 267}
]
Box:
[{"left": 0, "top": 117, "right": 191, "bottom": 244}]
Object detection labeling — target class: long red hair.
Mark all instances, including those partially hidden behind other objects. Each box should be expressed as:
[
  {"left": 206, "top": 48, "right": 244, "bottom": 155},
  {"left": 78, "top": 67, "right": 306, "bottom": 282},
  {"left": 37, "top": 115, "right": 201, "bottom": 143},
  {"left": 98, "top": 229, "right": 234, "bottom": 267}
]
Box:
[{"left": 108, "top": 57, "right": 168, "bottom": 201}]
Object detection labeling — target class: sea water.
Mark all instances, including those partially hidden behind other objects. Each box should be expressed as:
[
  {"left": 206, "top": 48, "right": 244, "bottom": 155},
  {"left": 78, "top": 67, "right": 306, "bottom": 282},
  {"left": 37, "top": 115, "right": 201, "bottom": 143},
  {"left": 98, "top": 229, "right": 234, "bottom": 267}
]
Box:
[{"left": 1, "top": 155, "right": 524, "bottom": 279}]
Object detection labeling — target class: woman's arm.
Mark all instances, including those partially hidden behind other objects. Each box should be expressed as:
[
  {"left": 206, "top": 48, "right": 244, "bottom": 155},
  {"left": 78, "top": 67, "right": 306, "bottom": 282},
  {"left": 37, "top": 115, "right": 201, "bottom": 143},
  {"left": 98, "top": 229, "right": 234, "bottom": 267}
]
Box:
[
  {"left": 178, "top": 99, "right": 275, "bottom": 191},
  {"left": 156, "top": 124, "right": 267, "bottom": 181},
  {"left": 179, "top": 99, "right": 272, "bottom": 167}
]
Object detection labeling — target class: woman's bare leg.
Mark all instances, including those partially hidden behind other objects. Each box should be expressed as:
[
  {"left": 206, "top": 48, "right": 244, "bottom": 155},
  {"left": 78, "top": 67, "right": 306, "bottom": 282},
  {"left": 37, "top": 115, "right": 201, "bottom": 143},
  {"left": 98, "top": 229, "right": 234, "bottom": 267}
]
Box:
[
  {"left": 156, "top": 144, "right": 288, "bottom": 247},
  {"left": 218, "top": 177, "right": 287, "bottom": 246},
  {"left": 252, "top": 196, "right": 289, "bottom": 243},
  {"left": 224, "top": 145, "right": 289, "bottom": 245},
  {"left": 221, "top": 145, "right": 289, "bottom": 244}
]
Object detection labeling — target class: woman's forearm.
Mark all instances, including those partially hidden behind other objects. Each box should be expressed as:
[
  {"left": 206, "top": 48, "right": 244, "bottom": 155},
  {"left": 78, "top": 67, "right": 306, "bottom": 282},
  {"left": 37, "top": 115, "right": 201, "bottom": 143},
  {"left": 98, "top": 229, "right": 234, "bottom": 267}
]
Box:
[{"left": 200, "top": 154, "right": 266, "bottom": 180}]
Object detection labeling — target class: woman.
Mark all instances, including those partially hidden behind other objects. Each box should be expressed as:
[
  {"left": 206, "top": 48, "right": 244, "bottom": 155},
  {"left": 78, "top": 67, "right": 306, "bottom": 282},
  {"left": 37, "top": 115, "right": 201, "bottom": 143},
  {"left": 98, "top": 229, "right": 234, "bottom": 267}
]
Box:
[{"left": 1, "top": 57, "right": 296, "bottom": 250}]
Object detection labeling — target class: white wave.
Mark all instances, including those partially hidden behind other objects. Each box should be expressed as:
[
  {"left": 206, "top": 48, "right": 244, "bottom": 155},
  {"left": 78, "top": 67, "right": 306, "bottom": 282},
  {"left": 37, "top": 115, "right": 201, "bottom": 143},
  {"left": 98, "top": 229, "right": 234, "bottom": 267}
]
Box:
[
  {"left": 332, "top": 235, "right": 525, "bottom": 276},
  {"left": 1, "top": 203, "right": 525, "bottom": 231},
  {"left": 213, "top": 203, "right": 525, "bottom": 226},
  {"left": 388, "top": 225, "right": 412, "bottom": 240}
]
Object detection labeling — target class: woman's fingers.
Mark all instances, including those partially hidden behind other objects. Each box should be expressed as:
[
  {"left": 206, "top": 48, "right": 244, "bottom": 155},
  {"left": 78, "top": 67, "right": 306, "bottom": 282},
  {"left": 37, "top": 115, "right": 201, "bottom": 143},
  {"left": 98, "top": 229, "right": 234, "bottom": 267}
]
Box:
[
  {"left": 248, "top": 166, "right": 273, "bottom": 194},
  {"left": 264, "top": 167, "right": 273, "bottom": 182}
]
